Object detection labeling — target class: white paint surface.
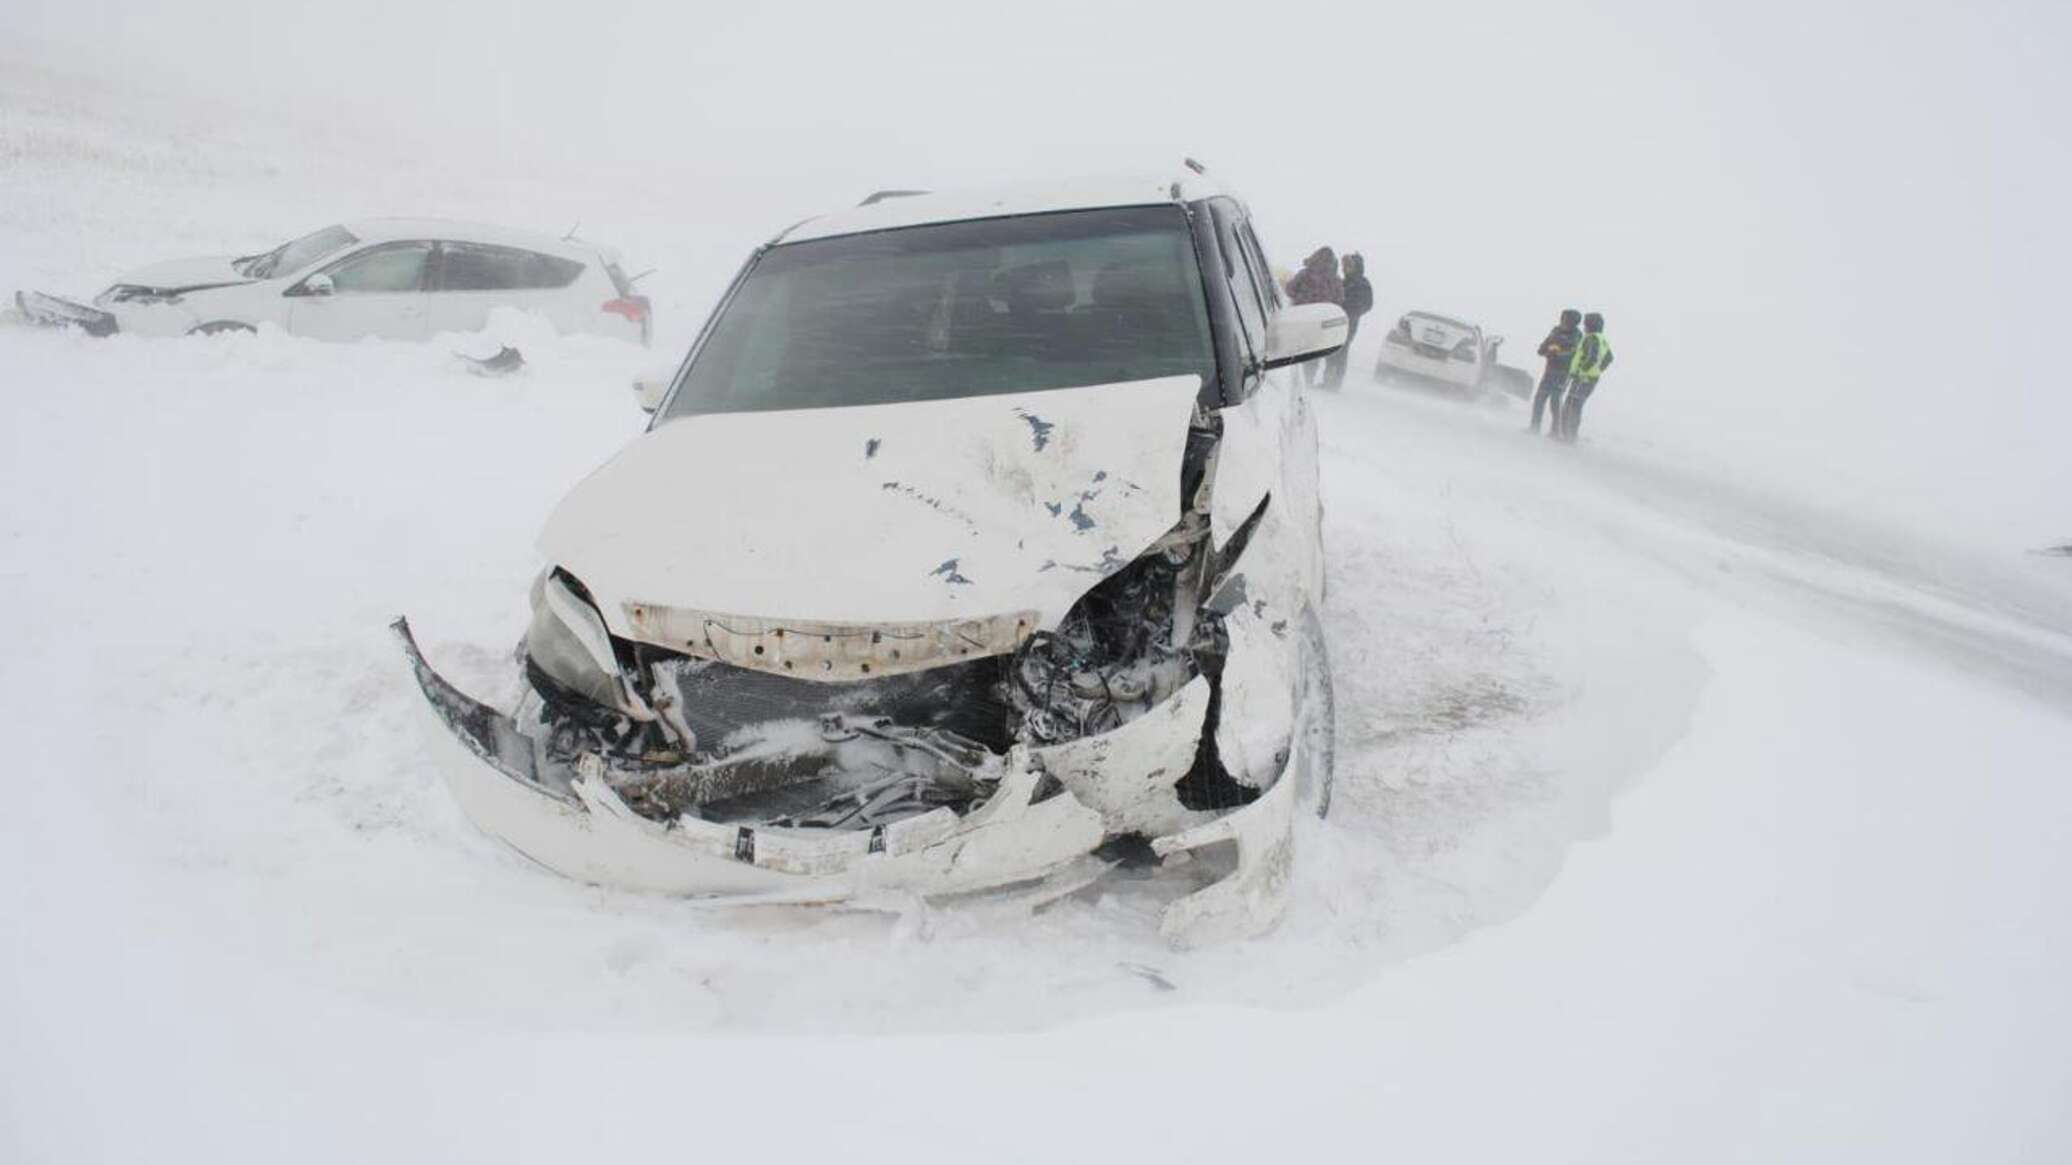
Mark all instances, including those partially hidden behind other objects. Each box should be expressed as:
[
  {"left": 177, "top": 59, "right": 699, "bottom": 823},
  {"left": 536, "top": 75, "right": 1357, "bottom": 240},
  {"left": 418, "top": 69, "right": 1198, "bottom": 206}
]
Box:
[{"left": 543, "top": 376, "right": 1203, "bottom": 632}]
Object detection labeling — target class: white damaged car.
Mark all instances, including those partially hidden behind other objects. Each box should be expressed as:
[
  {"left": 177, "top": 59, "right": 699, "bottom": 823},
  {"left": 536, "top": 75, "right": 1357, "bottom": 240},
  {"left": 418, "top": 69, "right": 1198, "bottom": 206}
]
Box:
[
  {"left": 397, "top": 170, "right": 1344, "bottom": 944},
  {"left": 1374, "top": 310, "right": 1508, "bottom": 395},
  {"left": 14, "top": 219, "right": 651, "bottom": 344}
]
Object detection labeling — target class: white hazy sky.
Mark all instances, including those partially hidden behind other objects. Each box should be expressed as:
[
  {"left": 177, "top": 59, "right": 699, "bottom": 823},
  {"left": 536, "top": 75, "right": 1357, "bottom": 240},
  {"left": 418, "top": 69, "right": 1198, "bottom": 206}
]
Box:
[{"left": 14, "top": 0, "right": 2072, "bottom": 545}]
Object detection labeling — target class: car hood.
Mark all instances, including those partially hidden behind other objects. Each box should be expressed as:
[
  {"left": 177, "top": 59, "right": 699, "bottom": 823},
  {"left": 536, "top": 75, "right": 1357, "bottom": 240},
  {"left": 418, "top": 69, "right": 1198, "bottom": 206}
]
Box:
[
  {"left": 112, "top": 255, "right": 253, "bottom": 293},
  {"left": 542, "top": 376, "right": 1203, "bottom": 637}
]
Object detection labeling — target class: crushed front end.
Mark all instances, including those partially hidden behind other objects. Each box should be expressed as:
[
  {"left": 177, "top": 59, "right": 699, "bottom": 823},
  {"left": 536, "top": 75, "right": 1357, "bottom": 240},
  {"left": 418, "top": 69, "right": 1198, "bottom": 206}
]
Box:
[
  {"left": 14, "top": 290, "right": 118, "bottom": 337},
  {"left": 397, "top": 411, "right": 1311, "bottom": 946}
]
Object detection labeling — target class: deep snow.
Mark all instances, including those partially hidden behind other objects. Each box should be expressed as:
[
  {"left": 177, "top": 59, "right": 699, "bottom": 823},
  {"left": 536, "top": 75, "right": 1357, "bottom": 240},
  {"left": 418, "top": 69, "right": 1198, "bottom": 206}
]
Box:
[{"left": 4, "top": 61, "right": 2072, "bottom": 1163}]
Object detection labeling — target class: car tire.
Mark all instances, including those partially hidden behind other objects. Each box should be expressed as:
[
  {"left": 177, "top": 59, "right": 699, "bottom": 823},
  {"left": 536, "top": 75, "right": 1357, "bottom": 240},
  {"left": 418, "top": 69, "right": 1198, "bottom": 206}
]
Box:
[
  {"left": 1293, "top": 605, "right": 1337, "bottom": 819},
  {"left": 190, "top": 320, "right": 256, "bottom": 336}
]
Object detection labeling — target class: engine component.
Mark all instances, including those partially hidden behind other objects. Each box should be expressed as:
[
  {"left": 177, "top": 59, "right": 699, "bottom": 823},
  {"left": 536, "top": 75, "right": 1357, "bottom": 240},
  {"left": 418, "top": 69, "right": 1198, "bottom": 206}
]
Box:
[{"left": 1009, "top": 515, "right": 1223, "bottom": 746}]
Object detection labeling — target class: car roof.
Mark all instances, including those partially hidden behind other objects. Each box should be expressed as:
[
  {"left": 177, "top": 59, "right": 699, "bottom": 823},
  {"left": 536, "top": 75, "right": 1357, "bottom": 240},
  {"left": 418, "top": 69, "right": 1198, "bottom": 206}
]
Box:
[
  {"left": 776, "top": 170, "right": 1235, "bottom": 244},
  {"left": 340, "top": 218, "right": 615, "bottom": 262}
]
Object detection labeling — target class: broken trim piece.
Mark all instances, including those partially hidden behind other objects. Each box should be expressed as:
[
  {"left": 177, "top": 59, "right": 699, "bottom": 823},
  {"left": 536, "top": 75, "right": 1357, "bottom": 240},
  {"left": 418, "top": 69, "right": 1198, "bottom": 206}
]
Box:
[
  {"left": 15, "top": 290, "right": 117, "bottom": 337},
  {"left": 623, "top": 604, "right": 1041, "bottom": 682}
]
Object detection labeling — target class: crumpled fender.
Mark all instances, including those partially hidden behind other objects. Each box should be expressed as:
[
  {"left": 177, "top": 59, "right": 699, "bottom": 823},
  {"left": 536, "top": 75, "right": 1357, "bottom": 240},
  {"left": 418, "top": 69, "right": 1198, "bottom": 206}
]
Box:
[
  {"left": 1153, "top": 749, "right": 1299, "bottom": 947},
  {"left": 1032, "top": 674, "right": 1218, "bottom": 839}
]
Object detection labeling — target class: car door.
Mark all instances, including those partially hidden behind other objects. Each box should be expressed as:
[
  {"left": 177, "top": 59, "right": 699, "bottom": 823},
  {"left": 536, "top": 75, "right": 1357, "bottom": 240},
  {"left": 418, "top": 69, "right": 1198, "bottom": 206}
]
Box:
[
  {"left": 285, "top": 242, "right": 433, "bottom": 341},
  {"left": 428, "top": 241, "right": 585, "bottom": 336},
  {"left": 1198, "top": 199, "right": 1314, "bottom": 788},
  {"left": 1204, "top": 201, "right": 1321, "bottom": 602}
]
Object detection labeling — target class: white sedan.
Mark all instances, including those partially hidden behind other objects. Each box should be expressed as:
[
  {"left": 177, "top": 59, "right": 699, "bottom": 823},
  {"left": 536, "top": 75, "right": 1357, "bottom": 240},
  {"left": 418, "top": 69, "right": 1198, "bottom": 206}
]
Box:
[
  {"left": 16, "top": 219, "right": 651, "bottom": 344},
  {"left": 1374, "top": 310, "right": 1507, "bottom": 393}
]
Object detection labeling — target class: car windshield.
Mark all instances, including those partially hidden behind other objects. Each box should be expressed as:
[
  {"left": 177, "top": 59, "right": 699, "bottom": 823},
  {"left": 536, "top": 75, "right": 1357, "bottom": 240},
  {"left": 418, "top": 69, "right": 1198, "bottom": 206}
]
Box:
[
  {"left": 662, "top": 206, "right": 1214, "bottom": 418},
  {"left": 242, "top": 225, "right": 358, "bottom": 279}
]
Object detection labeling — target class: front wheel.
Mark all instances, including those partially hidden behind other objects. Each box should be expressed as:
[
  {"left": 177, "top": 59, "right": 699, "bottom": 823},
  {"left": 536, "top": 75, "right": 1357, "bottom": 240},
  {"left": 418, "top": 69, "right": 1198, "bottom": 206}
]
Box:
[{"left": 1293, "top": 606, "right": 1337, "bottom": 818}]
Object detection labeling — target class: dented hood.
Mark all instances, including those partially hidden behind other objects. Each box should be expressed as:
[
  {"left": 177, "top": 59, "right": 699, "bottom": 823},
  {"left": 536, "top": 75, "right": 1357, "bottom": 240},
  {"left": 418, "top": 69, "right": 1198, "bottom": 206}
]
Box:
[
  {"left": 112, "top": 255, "right": 252, "bottom": 293},
  {"left": 542, "top": 376, "right": 1202, "bottom": 636}
]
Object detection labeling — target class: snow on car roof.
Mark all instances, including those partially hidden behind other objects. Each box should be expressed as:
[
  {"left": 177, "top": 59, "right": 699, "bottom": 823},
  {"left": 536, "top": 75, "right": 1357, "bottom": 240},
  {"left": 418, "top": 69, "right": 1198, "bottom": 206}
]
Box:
[
  {"left": 341, "top": 217, "right": 612, "bottom": 261},
  {"left": 777, "top": 170, "right": 1233, "bottom": 244}
]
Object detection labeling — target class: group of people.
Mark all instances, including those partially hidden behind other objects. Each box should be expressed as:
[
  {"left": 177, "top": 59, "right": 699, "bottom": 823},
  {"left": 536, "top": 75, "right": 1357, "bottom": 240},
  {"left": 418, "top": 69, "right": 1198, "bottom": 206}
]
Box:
[
  {"left": 1529, "top": 309, "right": 1614, "bottom": 442},
  {"left": 1282, "top": 243, "right": 1616, "bottom": 443},
  {"left": 1283, "top": 246, "right": 1373, "bottom": 389}
]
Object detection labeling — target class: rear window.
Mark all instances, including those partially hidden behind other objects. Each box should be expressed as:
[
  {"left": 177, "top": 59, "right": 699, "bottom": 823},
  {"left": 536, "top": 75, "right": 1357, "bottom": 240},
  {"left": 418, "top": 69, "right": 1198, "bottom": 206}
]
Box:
[
  {"left": 663, "top": 206, "right": 1214, "bottom": 418},
  {"left": 1403, "top": 314, "right": 1474, "bottom": 343},
  {"left": 437, "top": 243, "right": 584, "bottom": 291}
]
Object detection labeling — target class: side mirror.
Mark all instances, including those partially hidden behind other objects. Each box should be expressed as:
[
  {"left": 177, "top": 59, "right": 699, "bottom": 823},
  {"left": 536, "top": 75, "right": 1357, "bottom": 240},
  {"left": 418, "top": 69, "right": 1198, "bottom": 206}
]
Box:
[
  {"left": 1263, "top": 302, "right": 1348, "bottom": 369},
  {"left": 633, "top": 365, "right": 675, "bottom": 413},
  {"left": 296, "top": 273, "right": 335, "bottom": 298}
]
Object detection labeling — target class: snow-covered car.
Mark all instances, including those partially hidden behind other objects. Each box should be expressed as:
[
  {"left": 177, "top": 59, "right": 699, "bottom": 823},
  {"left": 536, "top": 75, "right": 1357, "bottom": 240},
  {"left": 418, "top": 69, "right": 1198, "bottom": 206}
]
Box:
[
  {"left": 1374, "top": 310, "right": 1507, "bottom": 393},
  {"left": 397, "top": 169, "right": 1345, "bottom": 944},
  {"left": 14, "top": 219, "right": 650, "bottom": 344}
]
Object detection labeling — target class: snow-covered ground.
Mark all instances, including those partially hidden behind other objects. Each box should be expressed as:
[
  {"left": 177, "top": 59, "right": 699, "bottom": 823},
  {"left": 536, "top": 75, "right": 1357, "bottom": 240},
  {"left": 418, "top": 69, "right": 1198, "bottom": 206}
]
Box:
[{"left": 4, "top": 62, "right": 2071, "bottom": 1162}]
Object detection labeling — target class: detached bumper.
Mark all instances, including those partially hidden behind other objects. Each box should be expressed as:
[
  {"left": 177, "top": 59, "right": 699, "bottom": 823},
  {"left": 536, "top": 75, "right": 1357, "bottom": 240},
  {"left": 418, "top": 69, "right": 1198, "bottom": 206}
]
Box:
[
  {"left": 16, "top": 291, "right": 117, "bottom": 337},
  {"left": 395, "top": 618, "right": 1300, "bottom": 943}
]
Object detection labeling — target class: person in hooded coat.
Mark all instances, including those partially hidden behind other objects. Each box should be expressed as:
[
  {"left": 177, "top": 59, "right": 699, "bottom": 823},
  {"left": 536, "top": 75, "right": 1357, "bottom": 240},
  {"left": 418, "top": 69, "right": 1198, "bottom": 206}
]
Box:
[
  {"left": 1322, "top": 251, "right": 1372, "bottom": 389},
  {"left": 1530, "top": 308, "right": 1582, "bottom": 434},
  {"left": 1283, "top": 246, "right": 1343, "bottom": 386}
]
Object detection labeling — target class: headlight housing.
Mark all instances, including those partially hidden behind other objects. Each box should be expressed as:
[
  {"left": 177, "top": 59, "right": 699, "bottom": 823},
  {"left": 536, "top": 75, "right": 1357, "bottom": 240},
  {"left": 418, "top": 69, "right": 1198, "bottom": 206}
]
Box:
[
  {"left": 103, "top": 285, "right": 183, "bottom": 305},
  {"left": 525, "top": 569, "right": 651, "bottom": 718}
]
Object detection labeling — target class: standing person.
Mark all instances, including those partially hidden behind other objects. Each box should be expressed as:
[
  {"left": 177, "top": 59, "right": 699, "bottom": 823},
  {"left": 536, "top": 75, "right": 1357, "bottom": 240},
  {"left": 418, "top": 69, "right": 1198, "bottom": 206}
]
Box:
[
  {"left": 1322, "top": 252, "right": 1373, "bottom": 389},
  {"left": 1530, "top": 308, "right": 1582, "bottom": 434},
  {"left": 1558, "top": 312, "right": 1614, "bottom": 442},
  {"left": 1283, "top": 246, "right": 1343, "bottom": 386}
]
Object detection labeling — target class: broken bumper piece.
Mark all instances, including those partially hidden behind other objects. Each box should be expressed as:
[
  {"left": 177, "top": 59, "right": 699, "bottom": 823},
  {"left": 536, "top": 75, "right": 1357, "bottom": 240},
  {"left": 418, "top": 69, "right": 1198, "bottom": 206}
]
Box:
[
  {"left": 15, "top": 291, "right": 117, "bottom": 337},
  {"left": 394, "top": 618, "right": 1299, "bottom": 943}
]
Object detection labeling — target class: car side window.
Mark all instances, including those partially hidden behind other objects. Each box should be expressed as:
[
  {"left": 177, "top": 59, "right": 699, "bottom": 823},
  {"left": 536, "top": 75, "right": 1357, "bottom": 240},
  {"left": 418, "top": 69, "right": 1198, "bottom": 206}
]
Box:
[
  {"left": 437, "top": 243, "right": 584, "bottom": 292},
  {"left": 1209, "top": 201, "right": 1267, "bottom": 361},
  {"left": 324, "top": 242, "right": 432, "bottom": 294},
  {"left": 1230, "top": 223, "right": 1276, "bottom": 323},
  {"left": 1238, "top": 221, "right": 1281, "bottom": 311}
]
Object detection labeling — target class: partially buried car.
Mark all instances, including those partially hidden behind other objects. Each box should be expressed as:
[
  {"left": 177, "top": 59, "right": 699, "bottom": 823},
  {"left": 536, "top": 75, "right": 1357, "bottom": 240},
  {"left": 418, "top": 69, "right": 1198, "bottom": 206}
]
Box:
[
  {"left": 14, "top": 219, "right": 650, "bottom": 344},
  {"left": 397, "top": 170, "right": 1345, "bottom": 944},
  {"left": 1374, "top": 309, "right": 1510, "bottom": 395}
]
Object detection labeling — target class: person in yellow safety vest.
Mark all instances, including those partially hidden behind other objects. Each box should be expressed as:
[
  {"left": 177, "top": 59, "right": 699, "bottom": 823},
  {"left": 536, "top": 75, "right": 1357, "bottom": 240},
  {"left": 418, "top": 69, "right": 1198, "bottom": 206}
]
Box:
[{"left": 1557, "top": 312, "right": 1614, "bottom": 443}]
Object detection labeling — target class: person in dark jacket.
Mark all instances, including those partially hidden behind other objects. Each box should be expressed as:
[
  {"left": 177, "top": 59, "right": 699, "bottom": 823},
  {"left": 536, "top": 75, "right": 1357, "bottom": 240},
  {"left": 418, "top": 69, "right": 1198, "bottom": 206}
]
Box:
[
  {"left": 1283, "top": 247, "right": 1343, "bottom": 386},
  {"left": 1322, "top": 252, "right": 1372, "bottom": 389},
  {"left": 1529, "top": 308, "right": 1582, "bottom": 434},
  {"left": 1557, "top": 312, "right": 1615, "bottom": 442}
]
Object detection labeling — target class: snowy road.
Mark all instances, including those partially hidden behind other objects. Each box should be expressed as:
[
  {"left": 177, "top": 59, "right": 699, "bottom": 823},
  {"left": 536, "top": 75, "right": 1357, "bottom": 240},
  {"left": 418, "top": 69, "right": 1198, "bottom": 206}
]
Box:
[{"left": 5, "top": 66, "right": 2072, "bottom": 1163}]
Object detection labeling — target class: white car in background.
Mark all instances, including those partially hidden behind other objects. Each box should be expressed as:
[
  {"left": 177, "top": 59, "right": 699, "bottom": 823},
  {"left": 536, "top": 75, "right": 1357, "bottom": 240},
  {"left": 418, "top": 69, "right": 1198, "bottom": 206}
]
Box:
[
  {"left": 15, "top": 219, "right": 651, "bottom": 344},
  {"left": 1374, "top": 310, "right": 1508, "bottom": 394},
  {"left": 398, "top": 169, "right": 1345, "bottom": 945}
]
